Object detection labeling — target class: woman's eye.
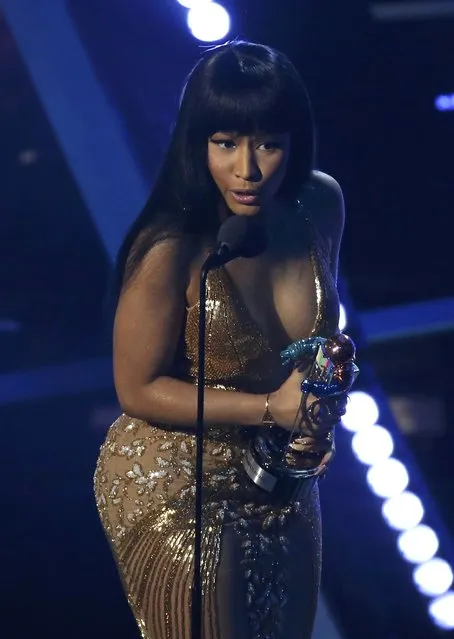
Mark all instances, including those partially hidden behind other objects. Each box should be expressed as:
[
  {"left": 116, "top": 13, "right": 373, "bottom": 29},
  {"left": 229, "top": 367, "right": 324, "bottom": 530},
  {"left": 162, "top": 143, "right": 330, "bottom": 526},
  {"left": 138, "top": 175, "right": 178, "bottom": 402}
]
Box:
[
  {"left": 211, "top": 139, "right": 236, "bottom": 149},
  {"left": 259, "top": 142, "right": 281, "bottom": 151}
]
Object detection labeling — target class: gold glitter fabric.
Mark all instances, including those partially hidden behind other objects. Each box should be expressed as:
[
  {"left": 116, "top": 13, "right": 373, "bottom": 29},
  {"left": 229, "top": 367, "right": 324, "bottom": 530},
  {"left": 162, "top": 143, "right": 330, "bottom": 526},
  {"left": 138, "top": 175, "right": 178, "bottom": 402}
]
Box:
[{"left": 94, "top": 220, "right": 339, "bottom": 639}]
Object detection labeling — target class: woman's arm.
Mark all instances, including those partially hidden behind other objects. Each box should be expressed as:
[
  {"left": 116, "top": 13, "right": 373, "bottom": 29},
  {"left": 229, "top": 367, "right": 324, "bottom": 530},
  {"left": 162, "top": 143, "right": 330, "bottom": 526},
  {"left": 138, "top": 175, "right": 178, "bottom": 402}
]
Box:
[
  {"left": 114, "top": 237, "right": 268, "bottom": 427},
  {"left": 296, "top": 172, "right": 348, "bottom": 465}
]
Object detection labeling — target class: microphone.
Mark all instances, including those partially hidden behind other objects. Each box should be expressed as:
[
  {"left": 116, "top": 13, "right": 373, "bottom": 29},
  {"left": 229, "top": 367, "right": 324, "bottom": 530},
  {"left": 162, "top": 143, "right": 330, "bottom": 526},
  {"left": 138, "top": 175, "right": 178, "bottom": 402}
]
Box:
[{"left": 205, "top": 215, "right": 268, "bottom": 269}]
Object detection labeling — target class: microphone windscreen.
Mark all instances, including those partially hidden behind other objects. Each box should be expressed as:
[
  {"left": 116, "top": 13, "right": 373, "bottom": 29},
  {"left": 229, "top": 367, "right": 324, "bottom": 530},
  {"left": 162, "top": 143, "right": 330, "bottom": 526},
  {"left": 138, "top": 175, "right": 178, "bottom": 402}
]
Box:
[
  {"left": 216, "top": 216, "right": 250, "bottom": 252},
  {"left": 216, "top": 216, "right": 268, "bottom": 259}
]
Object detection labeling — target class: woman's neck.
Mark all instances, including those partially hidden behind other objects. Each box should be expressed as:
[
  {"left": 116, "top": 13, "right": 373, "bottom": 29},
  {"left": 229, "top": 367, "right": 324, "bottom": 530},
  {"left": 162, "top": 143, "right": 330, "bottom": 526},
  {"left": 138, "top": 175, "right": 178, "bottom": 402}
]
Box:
[
  {"left": 217, "top": 198, "right": 285, "bottom": 226},
  {"left": 215, "top": 197, "right": 300, "bottom": 262}
]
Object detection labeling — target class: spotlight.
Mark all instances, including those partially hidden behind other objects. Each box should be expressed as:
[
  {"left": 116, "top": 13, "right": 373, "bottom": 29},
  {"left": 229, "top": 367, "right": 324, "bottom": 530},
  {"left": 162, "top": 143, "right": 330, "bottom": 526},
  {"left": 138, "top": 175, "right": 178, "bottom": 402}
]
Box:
[
  {"left": 435, "top": 93, "right": 454, "bottom": 112},
  {"left": 341, "top": 391, "right": 379, "bottom": 432},
  {"left": 18, "top": 149, "right": 39, "bottom": 165},
  {"left": 367, "top": 458, "right": 409, "bottom": 498},
  {"left": 413, "top": 559, "right": 453, "bottom": 597},
  {"left": 187, "top": 2, "right": 231, "bottom": 42},
  {"left": 382, "top": 492, "right": 424, "bottom": 531},
  {"left": 398, "top": 525, "right": 439, "bottom": 564},
  {"left": 337, "top": 303, "right": 454, "bottom": 625},
  {"left": 176, "top": 0, "right": 210, "bottom": 8},
  {"left": 429, "top": 591, "right": 454, "bottom": 630},
  {"left": 352, "top": 424, "right": 394, "bottom": 466}
]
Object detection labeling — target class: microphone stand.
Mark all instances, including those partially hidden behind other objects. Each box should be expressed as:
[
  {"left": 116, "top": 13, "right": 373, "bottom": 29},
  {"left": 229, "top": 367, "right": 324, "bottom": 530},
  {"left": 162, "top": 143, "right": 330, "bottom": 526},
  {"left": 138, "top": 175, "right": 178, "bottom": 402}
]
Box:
[
  {"left": 189, "top": 215, "right": 264, "bottom": 639},
  {"left": 191, "top": 258, "right": 211, "bottom": 639}
]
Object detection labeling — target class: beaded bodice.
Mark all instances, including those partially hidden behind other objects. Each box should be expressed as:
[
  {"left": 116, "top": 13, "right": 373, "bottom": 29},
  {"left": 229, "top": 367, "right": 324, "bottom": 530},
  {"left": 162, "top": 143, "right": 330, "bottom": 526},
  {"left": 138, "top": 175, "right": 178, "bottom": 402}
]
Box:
[{"left": 179, "top": 228, "right": 340, "bottom": 394}]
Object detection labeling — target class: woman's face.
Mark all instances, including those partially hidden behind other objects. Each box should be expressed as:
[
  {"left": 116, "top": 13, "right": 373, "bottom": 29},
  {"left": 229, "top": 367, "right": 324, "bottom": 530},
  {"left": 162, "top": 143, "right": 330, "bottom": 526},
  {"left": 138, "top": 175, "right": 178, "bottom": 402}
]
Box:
[{"left": 207, "top": 131, "right": 290, "bottom": 217}]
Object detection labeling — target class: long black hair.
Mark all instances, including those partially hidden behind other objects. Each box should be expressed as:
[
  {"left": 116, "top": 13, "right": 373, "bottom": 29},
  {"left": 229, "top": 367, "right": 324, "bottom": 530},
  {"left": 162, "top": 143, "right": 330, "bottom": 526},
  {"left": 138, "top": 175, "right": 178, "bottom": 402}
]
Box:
[{"left": 117, "top": 40, "right": 315, "bottom": 290}]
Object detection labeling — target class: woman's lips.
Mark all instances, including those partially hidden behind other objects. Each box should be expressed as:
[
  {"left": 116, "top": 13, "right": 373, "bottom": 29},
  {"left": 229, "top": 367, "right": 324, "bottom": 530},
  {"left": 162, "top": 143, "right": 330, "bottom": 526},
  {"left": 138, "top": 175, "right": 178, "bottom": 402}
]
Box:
[{"left": 230, "top": 191, "right": 260, "bottom": 205}]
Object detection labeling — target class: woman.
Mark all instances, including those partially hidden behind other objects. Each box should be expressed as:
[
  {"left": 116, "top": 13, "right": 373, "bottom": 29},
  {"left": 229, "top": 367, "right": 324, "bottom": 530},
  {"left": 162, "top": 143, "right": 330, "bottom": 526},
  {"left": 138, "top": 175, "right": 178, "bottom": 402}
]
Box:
[{"left": 94, "top": 41, "right": 345, "bottom": 639}]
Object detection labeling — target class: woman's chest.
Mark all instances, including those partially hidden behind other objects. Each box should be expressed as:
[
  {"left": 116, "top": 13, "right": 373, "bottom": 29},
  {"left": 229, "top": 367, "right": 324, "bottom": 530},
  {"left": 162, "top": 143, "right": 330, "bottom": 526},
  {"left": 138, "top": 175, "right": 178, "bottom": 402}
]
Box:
[
  {"left": 182, "top": 248, "right": 339, "bottom": 391},
  {"left": 223, "top": 252, "right": 338, "bottom": 350}
]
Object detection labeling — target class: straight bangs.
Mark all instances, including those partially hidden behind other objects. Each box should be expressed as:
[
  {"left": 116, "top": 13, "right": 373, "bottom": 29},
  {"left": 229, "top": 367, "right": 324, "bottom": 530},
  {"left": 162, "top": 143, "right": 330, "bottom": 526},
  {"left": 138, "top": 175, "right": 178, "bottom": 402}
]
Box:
[{"left": 194, "top": 80, "right": 299, "bottom": 138}]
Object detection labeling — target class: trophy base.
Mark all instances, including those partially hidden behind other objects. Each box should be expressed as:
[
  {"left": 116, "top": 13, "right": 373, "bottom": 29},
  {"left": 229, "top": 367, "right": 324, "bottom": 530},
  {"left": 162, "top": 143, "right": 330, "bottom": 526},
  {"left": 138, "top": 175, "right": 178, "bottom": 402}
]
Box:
[{"left": 243, "top": 436, "right": 320, "bottom": 502}]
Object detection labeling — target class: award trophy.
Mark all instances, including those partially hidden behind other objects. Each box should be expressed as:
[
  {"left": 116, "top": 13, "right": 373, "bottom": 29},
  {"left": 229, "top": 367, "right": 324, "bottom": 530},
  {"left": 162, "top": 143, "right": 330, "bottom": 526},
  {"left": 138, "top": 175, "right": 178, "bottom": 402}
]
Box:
[{"left": 243, "top": 333, "right": 359, "bottom": 501}]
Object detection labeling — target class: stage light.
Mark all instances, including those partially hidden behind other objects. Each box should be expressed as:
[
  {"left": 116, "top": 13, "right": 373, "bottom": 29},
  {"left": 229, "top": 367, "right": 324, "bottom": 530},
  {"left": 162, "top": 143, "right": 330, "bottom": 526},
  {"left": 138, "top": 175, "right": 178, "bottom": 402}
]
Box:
[
  {"left": 336, "top": 306, "right": 454, "bottom": 625},
  {"left": 176, "top": 0, "right": 211, "bottom": 8},
  {"left": 341, "top": 391, "right": 379, "bottom": 432},
  {"left": 352, "top": 424, "right": 394, "bottom": 466},
  {"left": 413, "top": 559, "right": 453, "bottom": 597},
  {"left": 382, "top": 491, "right": 424, "bottom": 531},
  {"left": 398, "top": 525, "right": 439, "bottom": 564},
  {"left": 342, "top": 386, "right": 454, "bottom": 624},
  {"left": 0, "top": 318, "right": 21, "bottom": 333},
  {"left": 435, "top": 94, "right": 454, "bottom": 112},
  {"left": 187, "top": 2, "right": 230, "bottom": 42},
  {"left": 367, "top": 458, "right": 409, "bottom": 498},
  {"left": 429, "top": 592, "right": 454, "bottom": 630},
  {"left": 339, "top": 303, "right": 347, "bottom": 331},
  {"left": 18, "top": 149, "right": 39, "bottom": 165}
]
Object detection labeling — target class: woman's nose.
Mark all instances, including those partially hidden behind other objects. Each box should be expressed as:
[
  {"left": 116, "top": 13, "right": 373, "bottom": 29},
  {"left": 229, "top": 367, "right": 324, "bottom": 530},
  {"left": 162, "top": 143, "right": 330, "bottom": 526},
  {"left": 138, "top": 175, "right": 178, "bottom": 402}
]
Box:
[{"left": 234, "top": 148, "right": 262, "bottom": 182}]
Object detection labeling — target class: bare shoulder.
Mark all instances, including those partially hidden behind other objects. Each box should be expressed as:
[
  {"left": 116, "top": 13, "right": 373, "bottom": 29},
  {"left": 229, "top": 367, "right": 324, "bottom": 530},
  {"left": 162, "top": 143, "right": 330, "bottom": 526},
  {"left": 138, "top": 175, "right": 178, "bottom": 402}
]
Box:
[
  {"left": 306, "top": 170, "right": 344, "bottom": 220},
  {"left": 125, "top": 233, "right": 202, "bottom": 293},
  {"left": 310, "top": 170, "right": 343, "bottom": 195},
  {"left": 299, "top": 170, "right": 345, "bottom": 279},
  {"left": 300, "top": 170, "right": 344, "bottom": 234}
]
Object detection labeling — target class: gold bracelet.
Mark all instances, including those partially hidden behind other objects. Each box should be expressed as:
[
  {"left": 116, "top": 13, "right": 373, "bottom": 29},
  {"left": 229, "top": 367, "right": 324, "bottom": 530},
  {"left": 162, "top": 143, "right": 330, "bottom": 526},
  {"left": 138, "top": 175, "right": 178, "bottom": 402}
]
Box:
[{"left": 262, "top": 392, "right": 276, "bottom": 427}]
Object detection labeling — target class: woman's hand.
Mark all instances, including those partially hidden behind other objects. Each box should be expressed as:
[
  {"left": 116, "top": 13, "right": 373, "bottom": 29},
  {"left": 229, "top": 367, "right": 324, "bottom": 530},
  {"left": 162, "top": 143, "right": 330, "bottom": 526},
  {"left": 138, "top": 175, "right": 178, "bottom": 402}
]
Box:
[
  {"left": 268, "top": 368, "right": 306, "bottom": 430},
  {"left": 290, "top": 393, "right": 347, "bottom": 476},
  {"left": 302, "top": 392, "right": 348, "bottom": 436},
  {"left": 269, "top": 369, "right": 348, "bottom": 477},
  {"left": 289, "top": 432, "right": 335, "bottom": 477},
  {"left": 269, "top": 369, "right": 348, "bottom": 435}
]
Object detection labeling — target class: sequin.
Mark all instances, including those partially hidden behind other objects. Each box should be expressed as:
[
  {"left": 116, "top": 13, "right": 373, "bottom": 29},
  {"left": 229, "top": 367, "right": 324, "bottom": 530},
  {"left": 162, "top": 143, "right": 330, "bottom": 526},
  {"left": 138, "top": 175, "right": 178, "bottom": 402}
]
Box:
[{"left": 94, "top": 215, "right": 338, "bottom": 639}]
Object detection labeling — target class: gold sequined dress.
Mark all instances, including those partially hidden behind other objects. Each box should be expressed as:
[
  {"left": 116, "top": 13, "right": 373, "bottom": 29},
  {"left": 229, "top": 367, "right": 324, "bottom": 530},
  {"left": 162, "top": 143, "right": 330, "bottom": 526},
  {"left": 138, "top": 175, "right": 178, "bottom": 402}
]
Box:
[{"left": 94, "top": 228, "right": 339, "bottom": 639}]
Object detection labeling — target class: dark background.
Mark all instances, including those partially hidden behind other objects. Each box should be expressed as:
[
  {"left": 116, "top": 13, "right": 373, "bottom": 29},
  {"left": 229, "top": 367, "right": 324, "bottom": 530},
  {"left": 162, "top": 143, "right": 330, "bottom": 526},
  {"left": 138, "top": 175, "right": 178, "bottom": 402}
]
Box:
[{"left": 1, "top": 1, "right": 453, "bottom": 637}]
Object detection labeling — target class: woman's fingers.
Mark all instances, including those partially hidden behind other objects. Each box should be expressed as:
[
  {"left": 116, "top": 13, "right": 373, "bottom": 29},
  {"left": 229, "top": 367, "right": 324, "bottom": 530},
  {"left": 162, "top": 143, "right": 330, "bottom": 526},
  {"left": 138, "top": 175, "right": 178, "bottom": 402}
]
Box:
[
  {"left": 303, "top": 393, "right": 348, "bottom": 435},
  {"left": 315, "top": 446, "right": 336, "bottom": 476},
  {"left": 288, "top": 430, "right": 336, "bottom": 476},
  {"left": 289, "top": 436, "right": 330, "bottom": 454}
]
